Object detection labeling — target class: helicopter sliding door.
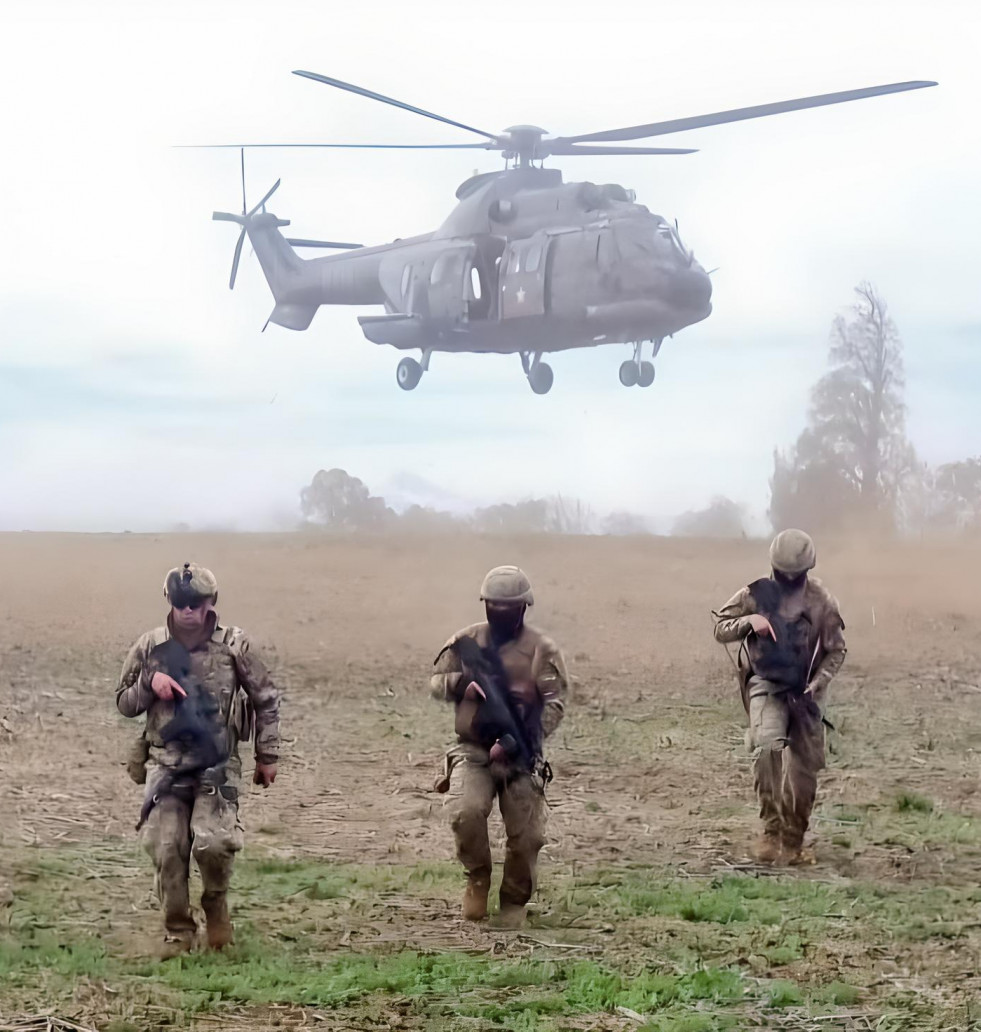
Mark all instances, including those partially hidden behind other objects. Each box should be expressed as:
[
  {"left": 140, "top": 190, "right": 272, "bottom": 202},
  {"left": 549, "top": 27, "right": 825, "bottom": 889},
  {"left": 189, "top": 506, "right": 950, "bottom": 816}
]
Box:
[
  {"left": 427, "top": 246, "right": 472, "bottom": 325},
  {"left": 500, "top": 236, "right": 551, "bottom": 319}
]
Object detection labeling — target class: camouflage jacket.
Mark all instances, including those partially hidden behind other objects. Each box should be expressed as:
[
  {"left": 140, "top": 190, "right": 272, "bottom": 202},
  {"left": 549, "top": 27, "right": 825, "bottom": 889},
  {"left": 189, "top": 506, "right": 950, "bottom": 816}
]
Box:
[
  {"left": 116, "top": 614, "right": 281, "bottom": 766},
  {"left": 712, "top": 576, "right": 846, "bottom": 706},
  {"left": 431, "top": 622, "right": 569, "bottom": 748}
]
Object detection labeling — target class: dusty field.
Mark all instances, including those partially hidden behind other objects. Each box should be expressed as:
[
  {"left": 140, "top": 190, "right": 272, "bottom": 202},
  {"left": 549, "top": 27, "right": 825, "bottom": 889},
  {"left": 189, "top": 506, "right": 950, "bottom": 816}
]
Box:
[{"left": 2, "top": 531, "right": 981, "bottom": 1031}]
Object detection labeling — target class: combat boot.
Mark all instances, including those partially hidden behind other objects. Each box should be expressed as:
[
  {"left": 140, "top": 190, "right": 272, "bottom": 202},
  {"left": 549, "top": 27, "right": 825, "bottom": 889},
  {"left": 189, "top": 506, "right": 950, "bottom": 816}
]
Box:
[
  {"left": 159, "top": 930, "right": 195, "bottom": 960},
  {"left": 751, "top": 832, "right": 783, "bottom": 864},
  {"left": 202, "top": 891, "right": 234, "bottom": 949},
  {"left": 491, "top": 903, "right": 527, "bottom": 930},
  {"left": 461, "top": 877, "right": 490, "bottom": 921},
  {"left": 784, "top": 844, "right": 816, "bottom": 867}
]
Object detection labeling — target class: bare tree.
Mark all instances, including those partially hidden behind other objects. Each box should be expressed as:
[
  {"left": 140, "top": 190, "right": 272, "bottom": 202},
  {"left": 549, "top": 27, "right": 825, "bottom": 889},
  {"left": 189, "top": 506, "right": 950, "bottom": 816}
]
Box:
[
  {"left": 769, "top": 283, "right": 915, "bottom": 533},
  {"left": 545, "top": 495, "right": 596, "bottom": 535}
]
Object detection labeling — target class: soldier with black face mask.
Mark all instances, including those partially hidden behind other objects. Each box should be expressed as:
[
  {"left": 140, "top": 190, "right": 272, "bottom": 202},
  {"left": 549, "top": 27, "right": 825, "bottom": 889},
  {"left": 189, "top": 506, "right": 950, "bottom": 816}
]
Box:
[
  {"left": 713, "top": 531, "right": 846, "bottom": 866},
  {"left": 431, "top": 566, "right": 568, "bottom": 928}
]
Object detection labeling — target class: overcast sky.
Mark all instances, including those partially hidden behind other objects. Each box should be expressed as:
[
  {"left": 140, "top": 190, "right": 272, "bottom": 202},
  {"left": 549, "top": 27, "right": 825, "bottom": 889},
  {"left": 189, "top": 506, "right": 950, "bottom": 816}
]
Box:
[{"left": 1, "top": 0, "right": 978, "bottom": 532}]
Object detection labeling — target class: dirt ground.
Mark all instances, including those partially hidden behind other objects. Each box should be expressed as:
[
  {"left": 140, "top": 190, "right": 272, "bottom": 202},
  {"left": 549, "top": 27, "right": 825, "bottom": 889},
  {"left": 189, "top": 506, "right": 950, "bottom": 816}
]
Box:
[{"left": 2, "top": 531, "right": 981, "bottom": 1030}]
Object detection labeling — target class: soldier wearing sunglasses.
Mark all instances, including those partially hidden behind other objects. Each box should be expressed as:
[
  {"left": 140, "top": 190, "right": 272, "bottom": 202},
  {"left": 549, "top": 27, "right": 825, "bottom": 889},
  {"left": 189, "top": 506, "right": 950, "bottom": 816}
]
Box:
[{"left": 116, "top": 563, "right": 281, "bottom": 958}]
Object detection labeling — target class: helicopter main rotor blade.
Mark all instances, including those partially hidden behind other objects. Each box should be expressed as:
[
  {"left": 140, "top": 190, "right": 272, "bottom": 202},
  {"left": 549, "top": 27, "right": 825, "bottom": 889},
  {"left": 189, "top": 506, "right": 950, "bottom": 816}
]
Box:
[
  {"left": 293, "top": 70, "right": 499, "bottom": 143},
  {"left": 286, "top": 238, "right": 363, "bottom": 249},
  {"left": 182, "top": 142, "right": 492, "bottom": 150},
  {"left": 229, "top": 227, "right": 246, "bottom": 290},
  {"left": 562, "top": 80, "right": 937, "bottom": 144},
  {"left": 547, "top": 144, "right": 698, "bottom": 156}
]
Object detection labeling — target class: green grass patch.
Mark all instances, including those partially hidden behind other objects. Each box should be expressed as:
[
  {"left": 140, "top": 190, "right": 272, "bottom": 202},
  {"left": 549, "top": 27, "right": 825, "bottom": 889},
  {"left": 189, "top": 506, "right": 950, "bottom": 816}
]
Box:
[
  {"left": 6, "top": 844, "right": 981, "bottom": 1030},
  {"left": 895, "top": 792, "right": 934, "bottom": 814}
]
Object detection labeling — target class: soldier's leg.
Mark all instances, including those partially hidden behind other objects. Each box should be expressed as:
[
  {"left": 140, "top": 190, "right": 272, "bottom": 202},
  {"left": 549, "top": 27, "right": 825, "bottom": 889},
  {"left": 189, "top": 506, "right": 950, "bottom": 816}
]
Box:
[
  {"left": 449, "top": 758, "right": 496, "bottom": 921},
  {"left": 190, "top": 781, "right": 244, "bottom": 949},
  {"left": 747, "top": 681, "right": 791, "bottom": 862},
  {"left": 497, "top": 772, "right": 547, "bottom": 927},
  {"left": 140, "top": 792, "right": 195, "bottom": 955},
  {"left": 780, "top": 703, "right": 826, "bottom": 863}
]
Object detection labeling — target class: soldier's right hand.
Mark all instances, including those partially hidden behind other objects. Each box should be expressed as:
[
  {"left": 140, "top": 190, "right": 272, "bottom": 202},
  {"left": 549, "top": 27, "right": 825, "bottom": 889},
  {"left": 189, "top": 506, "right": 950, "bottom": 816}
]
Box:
[
  {"left": 150, "top": 672, "right": 187, "bottom": 701},
  {"left": 748, "top": 614, "right": 778, "bottom": 641},
  {"left": 463, "top": 681, "right": 487, "bottom": 701}
]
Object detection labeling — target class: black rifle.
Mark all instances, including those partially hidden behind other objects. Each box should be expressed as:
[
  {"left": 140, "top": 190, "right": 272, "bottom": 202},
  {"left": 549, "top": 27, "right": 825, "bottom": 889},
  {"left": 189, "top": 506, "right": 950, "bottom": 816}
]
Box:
[
  {"left": 135, "top": 639, "right": 230, "bottom": 830},
  {"left": 438, "top": 635, "right": 541, "bottom": 775}
]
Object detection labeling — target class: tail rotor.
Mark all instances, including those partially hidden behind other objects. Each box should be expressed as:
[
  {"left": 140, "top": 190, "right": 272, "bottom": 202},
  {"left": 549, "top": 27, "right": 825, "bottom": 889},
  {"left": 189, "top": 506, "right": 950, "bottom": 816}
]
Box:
[{"left": 212, "top": 148, "right": 283, "bottom": 290}]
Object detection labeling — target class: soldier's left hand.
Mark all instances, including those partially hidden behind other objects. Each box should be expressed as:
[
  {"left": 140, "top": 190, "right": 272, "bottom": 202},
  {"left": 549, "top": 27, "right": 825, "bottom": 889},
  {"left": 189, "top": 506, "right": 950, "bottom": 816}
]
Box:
[
  {"left": 488, "top": 740, "right": 508, "bottom": 763},
  {"left": 254, "top": 762, "right": 277, "bottom": 787}
]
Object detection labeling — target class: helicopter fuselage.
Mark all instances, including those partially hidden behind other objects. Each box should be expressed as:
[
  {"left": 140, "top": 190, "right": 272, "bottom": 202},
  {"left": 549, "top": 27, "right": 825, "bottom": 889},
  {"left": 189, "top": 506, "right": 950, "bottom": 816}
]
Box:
[{"left": 242, "top": 165, "right": 712, "bottom": 358}]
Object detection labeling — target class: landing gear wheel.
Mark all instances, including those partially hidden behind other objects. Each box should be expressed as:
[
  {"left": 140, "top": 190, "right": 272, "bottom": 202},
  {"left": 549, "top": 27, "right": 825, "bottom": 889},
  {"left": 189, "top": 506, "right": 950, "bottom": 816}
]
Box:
[
  {"left": 396, "top": 357, "right": 423, "bottom": 391},
  {"left": 619, "top": 361, "right": 638, "bottom": 387},
  {"left": 637, "top": 361, "right": 656, "bottom": 388},
  {"left": 528, "top": 362, "right": 554, "bottom": 395}
]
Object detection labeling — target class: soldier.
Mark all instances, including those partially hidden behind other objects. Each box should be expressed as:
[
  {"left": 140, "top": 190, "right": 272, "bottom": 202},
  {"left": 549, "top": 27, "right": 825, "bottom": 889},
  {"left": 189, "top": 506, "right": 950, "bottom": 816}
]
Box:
[
  {"left": 117, "top": 563, "right": 280, "bottom": 957},
  {"left": 713, "top": 530, "right": 846, "bottom": 865},
  {"left": 431, "top": 566, "right": 568, "bottom": 928}
]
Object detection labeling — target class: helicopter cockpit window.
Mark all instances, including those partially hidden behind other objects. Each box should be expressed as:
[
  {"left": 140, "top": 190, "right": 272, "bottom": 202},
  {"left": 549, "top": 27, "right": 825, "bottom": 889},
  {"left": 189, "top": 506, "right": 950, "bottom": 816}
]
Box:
[
  {"left": 656, "top": 222, "right": 688, "bottom": 259},
  {"left": 524, "top": 244, "right": 543, "bottom": 274}
]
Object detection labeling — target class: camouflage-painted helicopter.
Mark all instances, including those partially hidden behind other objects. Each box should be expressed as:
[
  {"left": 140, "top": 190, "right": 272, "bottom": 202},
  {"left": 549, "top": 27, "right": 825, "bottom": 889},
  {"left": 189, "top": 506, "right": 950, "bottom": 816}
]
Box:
[{"left": 208, "top": 73, "right": 935, "bottom": 394}]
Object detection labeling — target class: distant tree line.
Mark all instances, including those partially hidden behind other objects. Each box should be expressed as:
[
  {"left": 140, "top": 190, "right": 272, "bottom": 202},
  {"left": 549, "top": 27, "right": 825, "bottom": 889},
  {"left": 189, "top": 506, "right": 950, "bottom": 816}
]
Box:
[{"left": 298, "top": 468, "right": 757, "bottom": 538}]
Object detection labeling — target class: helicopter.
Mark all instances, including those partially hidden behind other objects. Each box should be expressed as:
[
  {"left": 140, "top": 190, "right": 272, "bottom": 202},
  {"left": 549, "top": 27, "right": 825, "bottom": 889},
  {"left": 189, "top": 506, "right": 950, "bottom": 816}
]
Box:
[{"left": 207, "top": 73, "right": 936, "bottom": 394}]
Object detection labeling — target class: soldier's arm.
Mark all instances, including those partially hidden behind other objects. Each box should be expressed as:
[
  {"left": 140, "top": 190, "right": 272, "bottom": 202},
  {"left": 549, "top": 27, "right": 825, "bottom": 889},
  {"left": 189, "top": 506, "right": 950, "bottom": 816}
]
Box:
[
  {"left": 807, "top": 607, "right": 847, "bottom": 707},
  {"left": 232, "top": 636, "right": 281, "bottom": 765},
  {"left": 431, "top": 641, "right": 464, "bottom": 702},
  {"left": 712, "top": 587, "right": 756, "bottom": 644},
  {"left": 537, "top": 641, "right": 569, "bottom": 738},
  {"left": 116, "top": 634, "right": 156, "bottom": 717}
]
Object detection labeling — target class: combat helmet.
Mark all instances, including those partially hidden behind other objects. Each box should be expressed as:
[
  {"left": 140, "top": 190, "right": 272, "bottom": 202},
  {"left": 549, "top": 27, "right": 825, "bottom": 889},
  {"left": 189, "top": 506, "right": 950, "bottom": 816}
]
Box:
[
  {"left": 479, "top": 565, "right": 535, "bottom": 606},
  {"left": 769, "top": 530, "right": 816, "bottom": 577},
  {"left": 163, "top": 562, "right": 218, "bottom": 609}
]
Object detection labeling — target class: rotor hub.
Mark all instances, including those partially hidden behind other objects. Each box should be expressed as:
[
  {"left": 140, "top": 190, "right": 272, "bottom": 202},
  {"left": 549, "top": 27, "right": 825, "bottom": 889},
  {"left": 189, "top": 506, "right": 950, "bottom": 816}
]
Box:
[{"left": 500, "top": 125, "right": 549, "bottom": 165}]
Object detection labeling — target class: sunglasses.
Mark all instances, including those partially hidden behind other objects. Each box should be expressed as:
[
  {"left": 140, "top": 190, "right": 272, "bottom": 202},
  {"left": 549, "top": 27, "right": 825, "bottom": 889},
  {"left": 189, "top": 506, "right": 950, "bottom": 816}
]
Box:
[{"left": 170, "top": 593, "right": 211, "bottom": 611}]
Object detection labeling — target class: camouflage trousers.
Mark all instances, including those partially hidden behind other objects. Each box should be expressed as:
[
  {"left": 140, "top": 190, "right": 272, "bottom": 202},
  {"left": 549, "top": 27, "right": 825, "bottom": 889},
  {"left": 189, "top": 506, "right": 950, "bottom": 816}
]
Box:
[
  {"left": 746, "top": 678, "right": 825, "bottom": 852},
  {"left": 447, "top": 744, "right": 547, "bottom": 908},
  {"left": 139, "top": 763, "right": 244, "bottom": 939}
]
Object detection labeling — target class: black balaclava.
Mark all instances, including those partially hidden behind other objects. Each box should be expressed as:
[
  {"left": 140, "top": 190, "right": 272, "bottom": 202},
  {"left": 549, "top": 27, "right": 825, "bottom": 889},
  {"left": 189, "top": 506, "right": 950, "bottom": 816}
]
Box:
[{"left": 486, "top": 603, "right": 526, "bottom": 644}]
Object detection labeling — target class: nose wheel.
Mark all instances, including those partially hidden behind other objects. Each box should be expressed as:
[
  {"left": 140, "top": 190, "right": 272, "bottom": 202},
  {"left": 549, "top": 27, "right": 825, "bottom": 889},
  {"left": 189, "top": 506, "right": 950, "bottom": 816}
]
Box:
[{"left": 619, "top": 341, "right": 661, "bottom": 388}]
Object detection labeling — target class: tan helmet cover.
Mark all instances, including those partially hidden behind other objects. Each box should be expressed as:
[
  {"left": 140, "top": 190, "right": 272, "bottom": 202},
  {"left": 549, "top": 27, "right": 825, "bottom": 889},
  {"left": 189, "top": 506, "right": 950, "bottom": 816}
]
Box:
[
  {"left": 479, "top": 565, "right": 534, "bottom": 606},
  {"left": 769, "top": 529, "right": 816, "bottom": 576},
  {"left": 163, "top": 562, "right": 218, "bottom": 606}
]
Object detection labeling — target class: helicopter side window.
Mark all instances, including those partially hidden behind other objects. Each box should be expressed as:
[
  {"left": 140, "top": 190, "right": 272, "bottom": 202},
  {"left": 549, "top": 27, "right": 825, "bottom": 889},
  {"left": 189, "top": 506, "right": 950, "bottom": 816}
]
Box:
[
  {"left": 470, "top": 266, "right": 482, "bottom": 300},
  {"left": 507, "top": 249, "right": 521, "bottom": 275},
  {"left": 401, "top": 265, "right": 411, "bottom": 300},
  {"left": 525, "top": 244, "right": 543, "bottom": 274}
]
